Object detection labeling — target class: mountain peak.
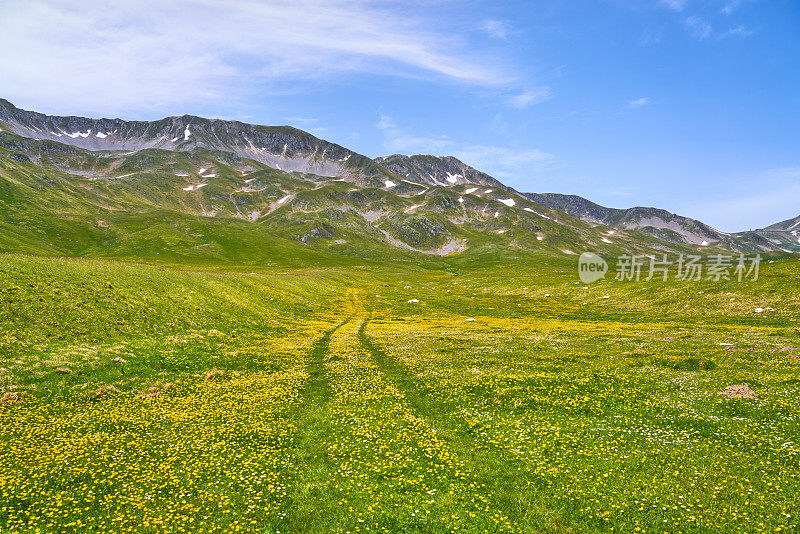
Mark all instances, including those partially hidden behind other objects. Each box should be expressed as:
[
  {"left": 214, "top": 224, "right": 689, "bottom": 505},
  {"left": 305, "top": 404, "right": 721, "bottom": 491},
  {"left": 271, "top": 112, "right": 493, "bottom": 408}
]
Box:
[
  {"left": 1, "top": 98, "right": 796, "bottom": 254},
  {"left": 375, "top": 153, "right": 505, "bottom": 189}
]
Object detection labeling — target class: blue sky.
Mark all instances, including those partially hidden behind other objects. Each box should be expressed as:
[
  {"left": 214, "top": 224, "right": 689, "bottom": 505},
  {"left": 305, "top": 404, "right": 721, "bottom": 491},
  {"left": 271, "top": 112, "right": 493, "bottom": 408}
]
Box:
[{"left": 1, "top": 0, "right": 798, "bottom": 231}]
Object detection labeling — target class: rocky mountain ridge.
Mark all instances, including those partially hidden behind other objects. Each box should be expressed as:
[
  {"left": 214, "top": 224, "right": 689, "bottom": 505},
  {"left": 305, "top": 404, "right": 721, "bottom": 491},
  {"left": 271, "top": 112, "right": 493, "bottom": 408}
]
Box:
[{"left": 1, "top": 98, "right": 796, "bottom": 255}]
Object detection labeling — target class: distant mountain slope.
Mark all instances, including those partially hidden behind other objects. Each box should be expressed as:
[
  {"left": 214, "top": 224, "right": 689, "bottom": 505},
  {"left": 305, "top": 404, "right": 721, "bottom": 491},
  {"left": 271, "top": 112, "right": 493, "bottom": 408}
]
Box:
[
  {"left": 375, "top": 154, "right": 505, "bottom": 189},
  {"left": 0, "top": 98, "right": 794, "bottom": 259},
  {"left": 524, "top": 193, "right": 727, "bottom": 246},
  {"left": 0, "top": 129, "right": 698, "bottom": 262},
  {"left": 0, "top": 99, "right": 391, "bottom": 185},
  {"left": 733, "top": 214, "right": 800, "bottom": 253},
  {"left": 766, "top": 214, "right": 800, "bottom": 231},
  {"left": 377, "top": 155, "right": 770, "bottom": 251},
  {"left": 524, "top": 192, "right": 800, "bottom": 252}
]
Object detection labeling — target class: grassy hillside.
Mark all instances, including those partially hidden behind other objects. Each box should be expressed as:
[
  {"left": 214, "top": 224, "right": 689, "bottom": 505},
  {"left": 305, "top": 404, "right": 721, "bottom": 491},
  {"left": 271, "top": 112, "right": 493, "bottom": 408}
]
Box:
[
  {"left": 2, "top": 130, "right": 743, "bottom": 265},
  {"left": 2, "top": 110, "right": 799, "bottom": 533},
  {"left": 1, "top": 252, "right": 799, "bottom": 532}
]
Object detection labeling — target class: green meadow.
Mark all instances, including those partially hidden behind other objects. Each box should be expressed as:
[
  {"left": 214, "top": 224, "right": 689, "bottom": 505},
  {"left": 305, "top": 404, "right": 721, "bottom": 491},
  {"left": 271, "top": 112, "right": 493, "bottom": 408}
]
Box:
[{"left": 1, "top": 251, "right": 798, "bottom": 533}]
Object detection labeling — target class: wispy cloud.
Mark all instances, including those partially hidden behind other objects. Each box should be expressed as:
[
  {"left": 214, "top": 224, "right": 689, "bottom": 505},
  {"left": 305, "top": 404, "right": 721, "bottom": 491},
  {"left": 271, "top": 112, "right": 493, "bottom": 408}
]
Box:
[
  {"left": 685, "top": 16, "right": 712, "bottom": 39},
  {"left": 377, "top": 114, "right": 454, "bottom": 154},
  {"left": 283, "top": 117, "right": 328, "bottom": 135},
  {"left": 660, "top": 0, "right": 689, "bottom": 11},
  {"left": 689, "top": 167, "right": 800, "bottom": 232},
  {"left": 628, "top": 97, "right": 650, "bottom": 108},
  {"left": 0, "top": 0, "right": 512, "bottom": 116},
  {"left": 377, "top": 114, "right": 555, "bottom": 184},
  {"left": 717, "top": 25, "right": 754, "bottom": 39},
  {"left": 720, "top": 0, "right": 744, "bottom": 15},
  {"left": 683, "top": 15, "right": 753, "bottom": 40},
  {"left": 481, "top": 20, "right": 510, "bottom": 40},
  {"left": 452, "top": 145, "right": 555, "bottom": 182},
  {"left": 507, "top": 87, "right": 553, "bottom": 109},
  {"left": 639, "top": 28, "right": 663, "bottom": 46}
]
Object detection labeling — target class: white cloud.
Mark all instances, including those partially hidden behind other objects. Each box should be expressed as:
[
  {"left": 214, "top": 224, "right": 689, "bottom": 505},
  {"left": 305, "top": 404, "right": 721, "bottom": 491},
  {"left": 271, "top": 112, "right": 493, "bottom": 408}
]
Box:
[
  {"left": 628, "top": 97, "right": 650, "bottom": 108},
  {"left": 377, "top": 114, "right": 454, "bottom": 154},
  {"left": 377, "top": 114, "right": 555, "bottom": 183},
  {"left": 451, "top": 146, "right": 555, "bottom": 181},
  {"left": 639, "top": 28, "right": 663, "bottom": 46},
  {"left": 507, "top": 87, "right": 553, "bottom": 109},
  {"left": 720, "top": 1, "right": 743, "bottom": 15},
  {"left": 0, "top": 0, "right": 511, "bottom": 116},
  {"left": 688, "top": 167, "right": 800, "bottom": 232},
  {"left": 683, "top": 16, "right": 752, "bottom": 41},
  {"left": 283, "top": 117, "right": 327, "bottom": 135},
  {"left": 482, "top": 20, "right": 509, "bottom": 40},
  {"left": 660, "top": 0, "right": 689, "bottom": 11},
  {"left": 684, "top": 16, "right": 712, "bottom": 39},
  {"left": 717, "top": 25, "right": 754, "bottom": 39}
]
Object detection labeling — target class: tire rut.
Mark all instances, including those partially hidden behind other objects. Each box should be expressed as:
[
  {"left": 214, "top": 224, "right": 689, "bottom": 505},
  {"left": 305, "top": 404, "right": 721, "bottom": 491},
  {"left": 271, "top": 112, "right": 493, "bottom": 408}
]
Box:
[
  {"left": 357, "top": 316, "right": 557, "bottom": 532},
  {"left": 281, "top": 318, "right": 350, "bottom": 532}
]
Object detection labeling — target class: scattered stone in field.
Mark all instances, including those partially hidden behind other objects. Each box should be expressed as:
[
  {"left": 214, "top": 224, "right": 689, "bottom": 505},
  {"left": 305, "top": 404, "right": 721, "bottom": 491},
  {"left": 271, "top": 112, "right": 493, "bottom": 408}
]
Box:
[
  {"left": 0, "top": 392, "right": 23, "bottom": 405},
  {"left": 112, "top": 357, "right": 126, "bottom": 364},
  {"left": 137, "top": 383, "right": 173, "bottom": 398},
  {"left": 205, "top": 369, "right": 226, "bottom": 382},
  {"left": 91, "top": 386, "right": 117, "bottom": 401},
  {"left": 720, "top": 384, "right": 757, "bottom": 399},
  {"left": 55, "top": 367, "right": 71, "bottom": 375},
  {"left": 407, "top": 299, "right": 420, "bottom": 303}
]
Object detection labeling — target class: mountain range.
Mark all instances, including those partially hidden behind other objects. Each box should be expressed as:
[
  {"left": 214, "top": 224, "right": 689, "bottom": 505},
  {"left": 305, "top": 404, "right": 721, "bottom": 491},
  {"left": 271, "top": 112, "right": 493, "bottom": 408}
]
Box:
[{"left": 0, "top": 98, "right": 797, "bottom": 265}]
